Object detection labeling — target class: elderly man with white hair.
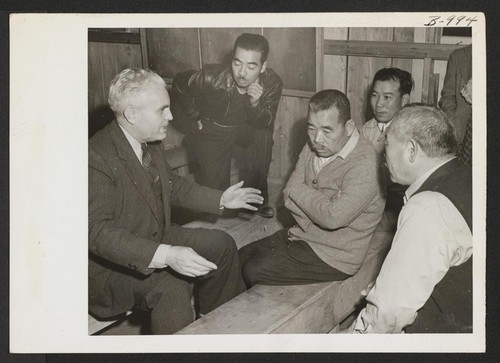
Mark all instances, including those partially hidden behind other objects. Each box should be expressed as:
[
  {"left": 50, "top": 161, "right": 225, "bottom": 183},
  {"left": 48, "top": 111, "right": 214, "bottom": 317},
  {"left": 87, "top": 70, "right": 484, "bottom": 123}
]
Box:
[
  {"left": 350, "top": 105, "right": 472, "bottom": 334},
  {"left": 89, "top": 68, "right": 263, "bottom": 334}
]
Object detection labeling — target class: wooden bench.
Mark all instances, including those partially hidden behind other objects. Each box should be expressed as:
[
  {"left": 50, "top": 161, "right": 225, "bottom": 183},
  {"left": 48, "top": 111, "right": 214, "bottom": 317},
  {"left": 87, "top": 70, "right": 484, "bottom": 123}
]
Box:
[
  {"left": 176, "top": 227, "right": 393, "bottom": 334},
  {"left": 88, "top": 312, "right": 133, "bottom": 335}
]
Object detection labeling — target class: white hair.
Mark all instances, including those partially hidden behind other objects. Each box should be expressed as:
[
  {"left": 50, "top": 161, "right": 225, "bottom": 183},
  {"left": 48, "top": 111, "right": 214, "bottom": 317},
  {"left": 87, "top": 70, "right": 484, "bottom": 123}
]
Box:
[{"left": 108, "top": 68, "right": 166, "bottom": 114}]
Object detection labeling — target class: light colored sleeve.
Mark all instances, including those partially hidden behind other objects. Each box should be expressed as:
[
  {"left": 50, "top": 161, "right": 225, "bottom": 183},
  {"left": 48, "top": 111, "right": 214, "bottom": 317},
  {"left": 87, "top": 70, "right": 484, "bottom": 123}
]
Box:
[
  {"left": 148, "top": 244, "right": 172, "bottom": 269},
  {"left": 352, "top": 193, "right": 472, "bottom": 333},
  {"left": 283, "top": 145, "right": 311, "bottom": 223},
  {"left": 288, "top": 154, "right": 379, "bottom": 230}
]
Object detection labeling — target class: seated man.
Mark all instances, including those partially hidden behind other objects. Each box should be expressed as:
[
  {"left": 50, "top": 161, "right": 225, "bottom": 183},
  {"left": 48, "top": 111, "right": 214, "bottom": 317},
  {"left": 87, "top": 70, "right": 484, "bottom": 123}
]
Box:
[
  {"left": 89, "top": 68, "right": 264, "bottom": 334},
  {"left": 239, "top": 89, "right": 384, "bottom": 286},
  {"left": 362, "top": 67, "right": 414, "bottom": 231},
  {"left": 351, "top": 105, "right": 472, "bottom": 333}
]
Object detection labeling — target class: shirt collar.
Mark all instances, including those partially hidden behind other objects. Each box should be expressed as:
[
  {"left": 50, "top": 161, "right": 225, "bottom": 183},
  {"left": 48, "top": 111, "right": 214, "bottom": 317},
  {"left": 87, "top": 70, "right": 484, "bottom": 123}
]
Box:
[
  {"left": 336, "top": 126, "right": 360, "bottom": 160},
  {"left": 118, "top": 123, "right": 143, "bottom": 163},
  {"left": 404, "top": 156, "right": 456, "bottom": 202},
  {"left": 378, "top": 120, "right": 392, "bottom": 132}
]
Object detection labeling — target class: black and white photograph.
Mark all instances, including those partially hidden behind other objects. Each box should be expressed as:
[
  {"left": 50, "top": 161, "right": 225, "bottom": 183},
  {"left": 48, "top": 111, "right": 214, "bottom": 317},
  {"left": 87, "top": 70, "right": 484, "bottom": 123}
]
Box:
[{"left": 9, "top": 13, "right": 486, "bottom": 353}]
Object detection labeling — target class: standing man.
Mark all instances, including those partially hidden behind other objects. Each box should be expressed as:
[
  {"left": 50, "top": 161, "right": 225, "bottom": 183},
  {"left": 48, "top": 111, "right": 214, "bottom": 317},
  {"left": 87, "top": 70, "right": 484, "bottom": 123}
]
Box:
[
  {"left": 362, "top": 67, "right": 414, "bottom": 230},
  {"left": 439, "top": 45, "right": 472, "bottom": 146},
  {"left": 89, "top": 68, "right": 263, "bottom": 334},
  {"left": 171, "top": 33, "right": 283, "bottom": 218},
  {"left": 351, "top": 105, "right": 472, "bottom": 333},
  {"left": 239, "top": 90, "right": 384, "bottom": 286}
]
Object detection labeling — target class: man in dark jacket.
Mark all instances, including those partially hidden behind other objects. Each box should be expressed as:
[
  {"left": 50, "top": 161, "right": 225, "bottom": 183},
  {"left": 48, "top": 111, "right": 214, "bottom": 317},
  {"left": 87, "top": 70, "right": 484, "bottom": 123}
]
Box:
[
  {"left": 89, "top": 68, "right": 263, "bottom": 334},
  {"left": 171, "top": 33, "right": 283, "bottom": 218}
]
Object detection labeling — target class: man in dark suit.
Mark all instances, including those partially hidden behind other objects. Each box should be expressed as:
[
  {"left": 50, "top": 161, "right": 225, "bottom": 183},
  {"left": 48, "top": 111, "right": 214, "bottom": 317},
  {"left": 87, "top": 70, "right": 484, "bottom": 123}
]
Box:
[
  {"left": 439, "top": 45, "right": 472, "bottom": 145},
  {"left": 89, "top": 68, "right": 263, "bottom": 334}
]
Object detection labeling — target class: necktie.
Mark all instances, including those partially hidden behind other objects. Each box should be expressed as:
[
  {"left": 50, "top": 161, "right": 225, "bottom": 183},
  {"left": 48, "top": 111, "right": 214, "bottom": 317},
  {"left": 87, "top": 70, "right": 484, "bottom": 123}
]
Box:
[
  {"left": 141, "top": 143, "right": 160, "bottom": 183},
  {"left": 378, "top": 123, "right": 385, "bottom": 133}
]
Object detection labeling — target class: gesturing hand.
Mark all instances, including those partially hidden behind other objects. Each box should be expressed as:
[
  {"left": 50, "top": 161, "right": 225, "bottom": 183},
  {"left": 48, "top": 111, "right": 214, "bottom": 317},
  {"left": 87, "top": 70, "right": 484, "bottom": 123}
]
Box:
[
  {"left": 165, "top": 246, "right": 217, "bottom": 277},
  {"left": 221, "top": 181, "right": 263, "bottom": 211},
  {"left": 247, "top": 81, "right": 263, "bottom": 107}
]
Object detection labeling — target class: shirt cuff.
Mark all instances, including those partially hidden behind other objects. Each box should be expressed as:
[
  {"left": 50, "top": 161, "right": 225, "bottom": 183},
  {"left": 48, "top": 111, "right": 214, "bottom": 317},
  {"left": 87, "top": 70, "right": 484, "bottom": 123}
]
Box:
[{"left": 148, "top": 244, "right": 172, "bottom": 269}]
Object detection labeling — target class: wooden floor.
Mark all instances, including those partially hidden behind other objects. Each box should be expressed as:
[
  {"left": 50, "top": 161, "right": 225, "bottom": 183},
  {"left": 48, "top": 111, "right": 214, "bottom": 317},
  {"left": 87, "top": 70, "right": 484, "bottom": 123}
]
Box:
[{"left": 100, "top": 181, "right": 287, "bottom": 335}]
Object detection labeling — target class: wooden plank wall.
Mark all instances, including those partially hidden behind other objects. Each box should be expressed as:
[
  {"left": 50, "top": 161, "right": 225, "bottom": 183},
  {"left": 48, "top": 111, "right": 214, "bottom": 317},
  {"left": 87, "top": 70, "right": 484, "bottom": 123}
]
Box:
[
  {"left": 88, "top": 27, "right": 456, "bottom": 188},
  {"left": 88, "top": 40, "right": 142, "bottom": 137},
  {"left": 322, "top": 27, "right": 439, "bottom": 129}
]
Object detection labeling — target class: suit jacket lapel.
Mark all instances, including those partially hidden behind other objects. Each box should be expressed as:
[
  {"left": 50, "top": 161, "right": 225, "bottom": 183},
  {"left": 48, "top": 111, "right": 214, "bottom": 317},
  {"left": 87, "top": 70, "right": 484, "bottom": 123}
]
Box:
[
  {"left": 109, "top": 121, "right": 159, "bottom": 222},
  {"left": 149, "top": 144, "right": 173, "bottom": 226}
]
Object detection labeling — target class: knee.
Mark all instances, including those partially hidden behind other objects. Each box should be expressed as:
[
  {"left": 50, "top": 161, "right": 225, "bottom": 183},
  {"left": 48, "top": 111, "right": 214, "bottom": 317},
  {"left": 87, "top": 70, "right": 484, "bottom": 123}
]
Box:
[
  {"left": 211, "top": 230, "right": 238, "bottom": 253},
  {"left": 241, "top": 256, "right": 265, "bottom": 287}
]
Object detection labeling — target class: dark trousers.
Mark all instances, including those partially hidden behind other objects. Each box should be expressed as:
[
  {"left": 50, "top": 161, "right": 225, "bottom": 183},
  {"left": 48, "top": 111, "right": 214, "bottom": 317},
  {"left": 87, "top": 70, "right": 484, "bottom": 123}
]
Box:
[
  {"left": 187, "top": 120, "right": 274, "bottom": 203},
  {"left": 238, "top": 229, "right": 351, "bottom": 287},
  {"left": 234, "top": 124, "right": 274, "bottom": 204},
  {"left": 131, "top": 226, "right": 246, "bottom": 334}
]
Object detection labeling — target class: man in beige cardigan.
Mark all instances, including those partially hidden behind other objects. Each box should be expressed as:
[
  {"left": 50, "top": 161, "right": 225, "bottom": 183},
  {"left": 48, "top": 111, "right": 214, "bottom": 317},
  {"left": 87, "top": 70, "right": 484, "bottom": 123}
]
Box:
[{"left": 239, "top": 89, "right": 384, "bottom": 286}]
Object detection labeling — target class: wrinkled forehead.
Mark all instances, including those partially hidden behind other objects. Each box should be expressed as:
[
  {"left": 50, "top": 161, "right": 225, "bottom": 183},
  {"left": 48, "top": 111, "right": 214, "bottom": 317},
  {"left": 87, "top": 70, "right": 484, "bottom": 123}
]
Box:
[{"left": 308, "top": 108, "right": 342, "bottom": 128}]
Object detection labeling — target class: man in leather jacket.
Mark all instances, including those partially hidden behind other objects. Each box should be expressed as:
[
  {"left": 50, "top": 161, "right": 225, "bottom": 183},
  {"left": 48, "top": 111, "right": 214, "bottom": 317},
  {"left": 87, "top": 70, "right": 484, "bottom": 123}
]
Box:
[{"left": 171, "top": 33, "right": 283, "bottom": 218}]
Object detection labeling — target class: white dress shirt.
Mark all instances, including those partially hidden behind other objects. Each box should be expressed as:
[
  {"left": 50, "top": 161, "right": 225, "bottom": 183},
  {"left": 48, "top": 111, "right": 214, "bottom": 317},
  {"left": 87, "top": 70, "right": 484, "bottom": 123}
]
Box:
[{"left": 352, "top": 157, "right": 472, "bottom": 333}]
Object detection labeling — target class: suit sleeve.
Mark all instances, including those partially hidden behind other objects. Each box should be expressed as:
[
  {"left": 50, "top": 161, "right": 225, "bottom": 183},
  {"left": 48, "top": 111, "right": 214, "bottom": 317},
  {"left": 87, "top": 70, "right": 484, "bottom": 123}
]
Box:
[
  {"left": 439, "top": 51, "right": 458, "bottom": 119},
  {"left": 155, "top": 145, "right": 224, "bottom": 214},
  {"left": 88, "top": 149, "right": 159, "bottom": 276},
  {"left": 244, "top": 73, "right": 283, "bottom": 129},
  {"left": 169, "top": 173, "right": 224, "bottom": 214}
]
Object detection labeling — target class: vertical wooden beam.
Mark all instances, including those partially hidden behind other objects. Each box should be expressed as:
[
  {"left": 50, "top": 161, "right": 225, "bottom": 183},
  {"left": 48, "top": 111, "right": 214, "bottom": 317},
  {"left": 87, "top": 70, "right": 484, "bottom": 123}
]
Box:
[
  {"left": 392, "top": 28, "right": 414, "bottom": 73},
  {"left": 323, "top": 28, "right": 349, "bottom": 93},
  {"left": 421, "top": 57, "right": 433, "bottom": 104},
  {"left": 315, "top": 28, "right": 324, "bottom": 92},
  {"left": 139, "top": 28, "right": 149, "bottom": 68},
  {"left": 197, "top": 28, "right": 203, "bottom": 69}
]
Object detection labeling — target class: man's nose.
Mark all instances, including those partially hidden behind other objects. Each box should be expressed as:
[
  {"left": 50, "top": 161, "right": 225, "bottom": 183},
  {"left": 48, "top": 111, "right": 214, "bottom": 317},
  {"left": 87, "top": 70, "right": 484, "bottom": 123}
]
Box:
[
  {"left": 239, "top": 66, "right": 247, "bottom": 77},
  {"left": 314, "top": 130, "right": 323, "bottom": 143},
  {"left": 376, "top": 98, "right": 385, "bottom": 109},
  {"left": 164, "top": 108, "right": 173, "bottom": 122}
]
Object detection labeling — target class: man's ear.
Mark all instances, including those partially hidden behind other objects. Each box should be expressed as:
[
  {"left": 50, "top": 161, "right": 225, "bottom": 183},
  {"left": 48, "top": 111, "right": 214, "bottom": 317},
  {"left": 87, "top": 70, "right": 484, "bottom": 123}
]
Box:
[
  {"left": 345, "top": 119, "right": 356, "bottom": 136},
  {"left": 402, "top": 93, "right": 410, "bottom": 107},
  {"left": 260, "top": 61, "right": 267, "bottom": 74},
  {"left": 407, "top": 138, "right": 418, "bottom": 163},
  {"left": 123, "top": 106, "right": 136, "bottom": 125}
]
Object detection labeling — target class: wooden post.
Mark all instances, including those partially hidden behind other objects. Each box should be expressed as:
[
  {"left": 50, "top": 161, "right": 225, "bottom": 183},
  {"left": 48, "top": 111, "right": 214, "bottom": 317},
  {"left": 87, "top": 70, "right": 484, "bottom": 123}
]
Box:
[
  {"left": 139, "top": 28, "right": 149, "bottom": 69},
  {"left": 421, "top": 57, "right": 433, "bottom": 104},
  {"left": 315, "top": 28, "right": 324, "bottom": 92}
]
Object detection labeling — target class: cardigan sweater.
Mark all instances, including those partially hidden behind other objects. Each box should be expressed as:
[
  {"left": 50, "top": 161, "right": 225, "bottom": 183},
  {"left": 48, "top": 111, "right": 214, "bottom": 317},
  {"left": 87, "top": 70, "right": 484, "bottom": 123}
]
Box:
[{"left": 284, "top": 134, "right": 385, "bottom": 275}]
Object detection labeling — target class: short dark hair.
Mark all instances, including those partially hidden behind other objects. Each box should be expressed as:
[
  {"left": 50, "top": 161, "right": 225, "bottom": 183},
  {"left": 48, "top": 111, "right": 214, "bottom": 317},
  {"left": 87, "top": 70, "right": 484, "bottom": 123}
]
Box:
[
  {"left": 233, "top": 33, "right": 269, "bottom": 63},
  {"left": 372, "top": 67, "right": 414, "bottom": 96},
  {"left": 390, "top": 105, "right": 458, "bottom": 158},
  {"left": 308, "top": 89, "right": 351, "bottom": 125}
]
